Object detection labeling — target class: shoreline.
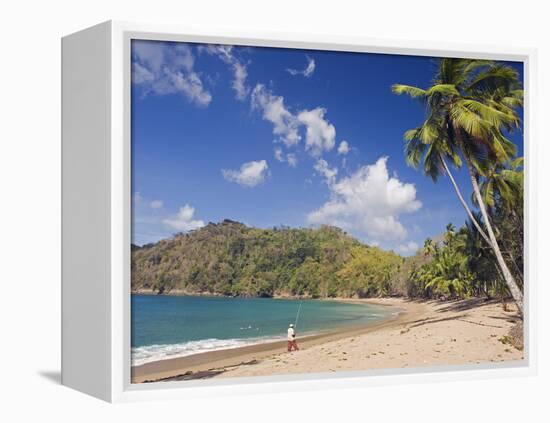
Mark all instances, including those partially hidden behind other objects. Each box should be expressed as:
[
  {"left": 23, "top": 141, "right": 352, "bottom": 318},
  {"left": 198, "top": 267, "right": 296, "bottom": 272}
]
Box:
[
  {"left": 131, "top": 297, "right": 523, "bottom": 383},
  {"left": 131, "top": 289, "right": 383, "bottom": 301},
  {"left": 131, "top": 298, "right": 417, "bottom": 383},
  {"left": 216, "top": 297, "right": 523, "bottom": 380}
]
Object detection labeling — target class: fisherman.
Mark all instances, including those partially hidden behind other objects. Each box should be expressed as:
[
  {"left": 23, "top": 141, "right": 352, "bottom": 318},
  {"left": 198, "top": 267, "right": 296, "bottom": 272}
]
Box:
[{"left": 287, "top": 323, "right": 299, "bottom": 352}]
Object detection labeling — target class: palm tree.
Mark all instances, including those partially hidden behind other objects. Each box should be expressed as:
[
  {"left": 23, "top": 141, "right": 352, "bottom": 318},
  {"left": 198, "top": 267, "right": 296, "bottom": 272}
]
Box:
[
  {"left": 460, "top": 215, "right": 499, "bottom": 297},
  {"left": 423, "top": 248, "right": 471, "bottom": 299},
  {"left": 475, "top": 157, "right": 524, "bottom": 213},
  {"left": 444, "top": 223, "right": 457, "bottom": 246},
  {"left": 412, "top": 246, "right": 471, "bottom": 299},
  {"left": 401, "top": 116, "right": 492, "bottom": 246},
  {"left": 423, "top": 237, "right": 437, "bottom": 256},
  {"left": 392, "top": 58, "right": 524, "bottom": 313},
  {"left": 476, "top": 158, "right": 524, "bottom": 287}
]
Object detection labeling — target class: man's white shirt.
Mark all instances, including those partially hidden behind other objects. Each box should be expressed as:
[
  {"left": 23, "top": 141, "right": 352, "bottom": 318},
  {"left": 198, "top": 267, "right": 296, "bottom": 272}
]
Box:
[{"left": 287, "top": 327, "right": 295, "bottom": 341}]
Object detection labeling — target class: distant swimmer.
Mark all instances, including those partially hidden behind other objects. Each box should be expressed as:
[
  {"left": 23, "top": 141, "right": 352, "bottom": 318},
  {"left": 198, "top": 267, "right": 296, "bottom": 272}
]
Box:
[{"left": 287, "top": 323, "right": 299, "bottom": 352}]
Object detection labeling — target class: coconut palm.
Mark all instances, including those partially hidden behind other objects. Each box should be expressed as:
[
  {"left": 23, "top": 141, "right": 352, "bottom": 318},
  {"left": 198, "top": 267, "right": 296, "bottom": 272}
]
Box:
[
  {"left": 412, "top": 246, "right": 471, "bottom": 299},
  {"left": 460, "top": 215, "right": 499, "bottom": 297},
  {"left": 475, "top": 157, "right": 524, "bottom": 213},
  {"left": 423, "top": 238, "right": 437, "bottom": 256},
  {"left": 476, "top": 158, "right": 524, "bottom": 287},
  {"left": 401, "top": 116, "right": 492, "bottom": 247},
  {"left": 423, "top": 249, "right": 471, "bottom": 299},
  {"left": 392, "top": 58, "right": 524, "bottom": 313}
]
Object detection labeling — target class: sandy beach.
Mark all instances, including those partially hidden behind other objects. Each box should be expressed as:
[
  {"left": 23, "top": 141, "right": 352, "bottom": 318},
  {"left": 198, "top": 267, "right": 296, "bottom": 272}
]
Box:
[{"left": 131, "top": 297, "right": 523, "bottom": 383}]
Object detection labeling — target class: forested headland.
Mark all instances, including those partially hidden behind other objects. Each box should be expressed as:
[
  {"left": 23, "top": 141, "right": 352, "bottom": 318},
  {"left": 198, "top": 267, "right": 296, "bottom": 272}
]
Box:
[
  {"left": 132, "top": 220, "right": 402, "bottom": 298},
  {"left": 131, "top": 213, "right": 522, "bottom": 302}
]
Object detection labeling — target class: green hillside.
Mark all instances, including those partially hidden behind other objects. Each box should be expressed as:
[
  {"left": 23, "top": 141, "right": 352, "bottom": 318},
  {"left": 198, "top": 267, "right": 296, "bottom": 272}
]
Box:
[{"left": 131, "top": 220, "right": 403, "bottom": 298}]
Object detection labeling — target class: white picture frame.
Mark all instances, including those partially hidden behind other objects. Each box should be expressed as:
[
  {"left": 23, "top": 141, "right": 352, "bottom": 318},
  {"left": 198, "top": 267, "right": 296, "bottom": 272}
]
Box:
[{"left": 61, "top": 20, "right": 538, "bottom": 403}]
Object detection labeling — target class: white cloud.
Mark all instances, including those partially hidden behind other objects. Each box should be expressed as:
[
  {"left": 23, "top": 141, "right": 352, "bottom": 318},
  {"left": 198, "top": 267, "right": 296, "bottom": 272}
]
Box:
[
  {"left": 132, "top": 41, "right": 211, "bottom": 107},
  {"left": 314, "top": 159, "right": 338, "bottom": 186},
  {"left": 397, "top": 241, "right": 419, "bottom": 255},
  {"left": 274, "top": 147, "right": 284, "bottom": 162},
  {"left": 307, "top": 157, "right": 422, "bottom": 243},
  {"left": 201, "top": 45, "right": 250, "bottom": 100},
  {"left": 133, "top": 41, "right": 170, "bottom": 72},
  {"left": 132, "top": 63, "right": 154, "bottom": 84},
  {"left": 251, "top": 84, "right": 301, "bottom": 147},
  {"left": 287, "top": 56, "right": 316, "bottom": 78},
  {"left": 232, "top": 62, "right": 249, "bottom": 100},
  {"left": 163, "top": 204, "right": 205, "bottom": 232},
  {"left": 222, "top": 160, "right": 269, "bottom": 187},
  {"left": 297, "top": 108, "right": 336, "bottom": 156},
  {"left": 337, "top": 140, "right": 350, "bottom": 155},
  {"left": 166, "top": 70, "right": 212, "bottom": 106},
  {"left": 150, "top": 200, "right": 163, "bottom": 209},
  {"left": 274, "top": 148, "right": 298, "bottom": 167},
  {"left": 286, "top": 153, "right": 298, "bottom": 167},
  {"left": 251, "top": 84, "right": 337, "bottom": 160},
  {"left": 303, "top": 57, "right": 316, "bottom": 77}
]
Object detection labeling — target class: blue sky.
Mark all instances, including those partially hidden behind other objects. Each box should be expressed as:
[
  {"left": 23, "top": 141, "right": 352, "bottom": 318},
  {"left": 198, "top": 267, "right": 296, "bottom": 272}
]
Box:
[{"left": 131, "top": 40, "right": 523, "bottom": 255}]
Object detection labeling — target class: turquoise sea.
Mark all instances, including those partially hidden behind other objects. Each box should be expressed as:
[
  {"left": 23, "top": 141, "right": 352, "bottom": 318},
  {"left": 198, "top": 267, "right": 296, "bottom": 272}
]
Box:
[{"left": 131, "top": 295, "right": 395, "bottom": 366}]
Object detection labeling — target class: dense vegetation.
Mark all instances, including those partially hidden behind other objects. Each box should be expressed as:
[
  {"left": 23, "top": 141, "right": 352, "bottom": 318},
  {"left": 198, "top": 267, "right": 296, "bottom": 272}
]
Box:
[
  {"left": 132, "top": 209, "right": 523, "bottom": 302},
  {"left": 406, "top": 210, "right": 523, "bottom": 301},
  {"left": 131, "top": 220, "right": 403, "bottom": 298}
]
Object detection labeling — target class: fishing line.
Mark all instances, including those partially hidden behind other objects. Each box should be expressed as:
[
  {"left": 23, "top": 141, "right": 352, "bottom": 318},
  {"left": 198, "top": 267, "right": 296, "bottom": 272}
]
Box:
[{"left": 294, "top": 301, "right": 303, "bottom": 329}]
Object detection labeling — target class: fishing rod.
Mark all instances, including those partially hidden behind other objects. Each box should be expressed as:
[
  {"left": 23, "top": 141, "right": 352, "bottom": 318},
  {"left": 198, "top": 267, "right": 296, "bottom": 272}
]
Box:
[{"left": 294, "top": 301, "right": 303, "bottom": 329}]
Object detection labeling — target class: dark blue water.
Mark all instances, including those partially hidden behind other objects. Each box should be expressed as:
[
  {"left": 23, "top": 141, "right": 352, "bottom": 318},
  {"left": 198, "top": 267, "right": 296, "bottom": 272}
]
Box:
[{"left": 131, "top": 295, "right": 394, "bottom": 365}]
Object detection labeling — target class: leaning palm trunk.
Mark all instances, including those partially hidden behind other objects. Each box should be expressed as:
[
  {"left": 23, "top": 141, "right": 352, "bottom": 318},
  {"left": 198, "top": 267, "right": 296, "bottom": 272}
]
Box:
[
  {"left": 439, "top": 154, "right": 491, "bottom": 246},
  {"left": 465, "top": 161, "right": 524, "bottom": 314}
]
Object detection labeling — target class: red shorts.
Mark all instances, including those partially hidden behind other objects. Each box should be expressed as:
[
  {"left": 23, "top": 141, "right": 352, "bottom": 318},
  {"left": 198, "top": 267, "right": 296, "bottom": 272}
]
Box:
[{"left": 287, "top": 339, "right": 299, "bottom": 351}]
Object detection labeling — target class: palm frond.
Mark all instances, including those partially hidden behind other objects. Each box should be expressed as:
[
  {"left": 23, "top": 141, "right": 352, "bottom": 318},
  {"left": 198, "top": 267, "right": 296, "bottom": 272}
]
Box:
[
  {"left": 426, "top": 84, "right": 460, "bottom": 98},
  {"left": 449, "top": 104, "right": 493, "bottom": 140},
  {"left": 499, "top": 91, "right": 524, "bottom": 109},
  {"left": 437, "top": 58, "right": 468, "bottom": 85},
  {"left": 462, "top": 59, "right": 493, "bottom": 76},
  {"left": 391, "top": 84, "right": 427, "bottom": 98},
  {"left": 404, "top": 136, "right": 426, "bottom": 169},
  {"left": 467, "top": 64, "right": 519, "bottom": 94},
  {"left": 423, "top": 142, "right": 444, "bottom": 181},
  {"left": 510, "top": 156, "right": 524, "bottom": 169},
  {"left": 458, "top": 99, "right": 517, "bottom": 127},
  {"left": 490, "top": 129, "right": 517, "bottom": 163}
]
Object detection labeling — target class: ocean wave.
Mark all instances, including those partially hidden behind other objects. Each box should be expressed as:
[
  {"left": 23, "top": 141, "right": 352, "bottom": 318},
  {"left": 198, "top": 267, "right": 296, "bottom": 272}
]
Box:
[{"left": 132, "top": 337, "right": 282, "bottom": 366}]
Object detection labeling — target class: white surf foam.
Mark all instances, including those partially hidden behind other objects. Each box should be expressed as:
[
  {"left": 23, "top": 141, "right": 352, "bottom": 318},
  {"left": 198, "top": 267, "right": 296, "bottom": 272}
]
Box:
[{"left": 132, "top": 336, "right": 282, "bottom": 366}]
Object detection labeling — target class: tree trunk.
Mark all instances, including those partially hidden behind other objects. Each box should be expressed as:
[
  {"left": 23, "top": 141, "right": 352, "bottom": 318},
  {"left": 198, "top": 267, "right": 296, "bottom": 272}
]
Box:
[
  {"left": 466, "top": 161, "right": 524, "bottom": 314},
  {"left": 439, "top": 154, "right": 491, "bottom": 246},
  {"left": 505, "top": 249, "right": 524, "bottom": 286}
]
